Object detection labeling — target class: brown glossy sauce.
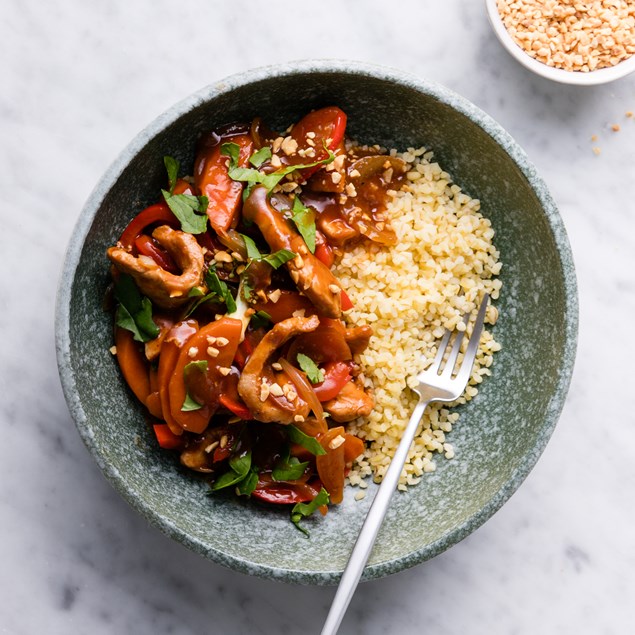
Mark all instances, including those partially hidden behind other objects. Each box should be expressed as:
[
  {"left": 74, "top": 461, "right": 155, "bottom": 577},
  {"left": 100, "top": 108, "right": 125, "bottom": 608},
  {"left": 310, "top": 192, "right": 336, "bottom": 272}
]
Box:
[{"left": 301, "top": 151, "right": 405, "bottom": 248}]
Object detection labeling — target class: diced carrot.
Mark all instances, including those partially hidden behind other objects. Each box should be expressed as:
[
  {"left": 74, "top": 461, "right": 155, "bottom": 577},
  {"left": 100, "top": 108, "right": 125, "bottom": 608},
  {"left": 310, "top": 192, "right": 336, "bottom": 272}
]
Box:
[
  {"left": 146, "top": 392, "right": 163, "bottom": 419},
  {"left": 168, "top": 317, "right": 242, "bottom": 433},
  {"left": 316, "top": 427, "right": 346, "bottom": 504},
  {"left": 157, "top": 320, "right": 198, "bottom": 436},
  {"left": 114, "top": 327, "right": 151, "bottom": 405},
  {"left": 343, "top": 434, "right": 365, "bottom": 464}
]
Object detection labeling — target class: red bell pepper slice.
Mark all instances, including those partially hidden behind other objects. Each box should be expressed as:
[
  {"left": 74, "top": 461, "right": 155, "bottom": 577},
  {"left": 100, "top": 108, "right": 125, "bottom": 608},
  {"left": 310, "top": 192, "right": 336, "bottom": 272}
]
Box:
[
  {"left": 194, "top": 133, "right": 253, "bottom": 234},
  {"left": 289, "top": 107, "right": 347, "bottom": 180},
  {"left": 340, "top": 289, "right": 354, "bottom": 311},
  {"left": 252, "top": 476, "right": 323, "bottom": 505},
  {"left": 119, "top": 203, "right": 179, "bottom": 249},
  {"left": 314, "top": 241, "right": 334, "bottom": 268},
  {"left": 153, "top": 424, "right": 182, "bottom": 450},
  {"left": 219, "top": 395, "right": 252, "bottom": 420},
  {"left": 218, "top": 370, "right": 252, "bottom": 420},
  {"left": 134, "top": 235, "right": 179, "bottom": 273},
  {"left": 312, "top": 361, "right": 352, "bottom": 402}
]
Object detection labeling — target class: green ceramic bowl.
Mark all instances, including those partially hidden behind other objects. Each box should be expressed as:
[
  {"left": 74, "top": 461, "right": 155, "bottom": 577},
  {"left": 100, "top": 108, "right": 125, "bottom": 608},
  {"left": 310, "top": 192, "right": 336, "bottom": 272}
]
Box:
[{"left": 55, "top": 60, "right": 577, "bottom": 585}]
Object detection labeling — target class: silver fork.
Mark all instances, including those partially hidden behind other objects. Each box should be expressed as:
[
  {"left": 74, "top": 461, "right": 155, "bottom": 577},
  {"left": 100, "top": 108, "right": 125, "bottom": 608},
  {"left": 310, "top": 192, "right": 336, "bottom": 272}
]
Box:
[{"left": 320, "top": 293, "right": 490, "bottom": 635}]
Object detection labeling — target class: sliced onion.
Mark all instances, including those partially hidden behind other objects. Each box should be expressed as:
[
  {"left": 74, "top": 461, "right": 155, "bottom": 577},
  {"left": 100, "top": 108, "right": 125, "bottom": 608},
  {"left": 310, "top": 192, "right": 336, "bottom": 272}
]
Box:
[
  {"left": 348, "top": 155, "right": 407, "bottom": 183},
  {"left": 292, "top": 415, "right": 328, "bottom": 437},
  {"left": 217, "top": 228, "right": 248, "bottom": 259},
  {"left": 278, "top": 358, "right": 325, "bottom": 426}
]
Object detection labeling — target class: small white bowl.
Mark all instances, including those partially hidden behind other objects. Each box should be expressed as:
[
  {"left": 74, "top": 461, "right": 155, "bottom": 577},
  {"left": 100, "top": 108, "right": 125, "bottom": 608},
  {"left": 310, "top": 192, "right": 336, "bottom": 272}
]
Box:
[{"left": 485, "top": 0, "right": 635, "bottom": 85}]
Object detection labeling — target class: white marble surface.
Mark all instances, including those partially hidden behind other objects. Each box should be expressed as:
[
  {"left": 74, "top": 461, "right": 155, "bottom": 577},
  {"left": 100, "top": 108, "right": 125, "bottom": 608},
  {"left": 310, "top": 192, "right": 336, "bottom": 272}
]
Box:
[{"left": 2, "top": 1, "right": 634, "bottom": 633}]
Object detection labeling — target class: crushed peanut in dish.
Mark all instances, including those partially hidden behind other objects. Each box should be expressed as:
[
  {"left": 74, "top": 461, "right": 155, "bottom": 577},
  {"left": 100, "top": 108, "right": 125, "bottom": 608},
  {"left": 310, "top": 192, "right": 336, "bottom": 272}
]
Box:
[{"left": 497, "top": 0, "right": 635, "bottom": 72}]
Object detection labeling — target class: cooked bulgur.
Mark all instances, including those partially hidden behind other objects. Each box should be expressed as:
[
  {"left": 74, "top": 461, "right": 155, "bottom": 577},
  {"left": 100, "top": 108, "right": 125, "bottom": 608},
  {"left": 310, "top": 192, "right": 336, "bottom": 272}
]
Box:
[{"left": 334, "top": 146, "right": 502, "bottom": 490}]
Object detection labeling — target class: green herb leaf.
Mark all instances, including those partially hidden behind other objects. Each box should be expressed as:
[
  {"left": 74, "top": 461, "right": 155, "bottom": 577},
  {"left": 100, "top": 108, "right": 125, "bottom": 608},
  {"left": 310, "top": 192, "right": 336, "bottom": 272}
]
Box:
[
  {"left": 240, "top": 233, "right": 262, "bottom": 260},
  {"left": 291, "top": 488, "right": 330, "bottom": 536},
  {"left": 184, "top": 360, "right": 208, "bottom": 373},
  {"left": 164, "top": 156, "right": 180, "bottom": 194},
  {"left": 181, "top": 392, "right": 203, "bottom": 411},
  {"left": 204, "top": 268, "right": 237, "bottom": 314},
  {"left": 262, "top": 249, "right": 296, "bottom": 269},
  {"left": 291, "top": 197, "right": 316, "bottom": 253},
  {"left": 236, "top": 468, "right": 259, "bottom": 496},
  {"left": 272, "top": 455, "right": 309, "bottom": 482},
  {"left": 249, "top": 146, "right": 272, "bottom": 168},
  {"left": 239, "top": 233, "right": 296, "bottom": 270},
  {"left": 287, "top": 425, "right": 326, "bottom": 456},
  {"left": 162, "top": 189, "right": 208, "bottom": 234},
  {"left": 115, "top": 304, "right": 143, "bottom": 342},
  {"left": 181, "top": 360, "right": 208, "bottom": 411},
  {"left": 184, "top": 290, "right": 224, "bottom": 318},
  {"left": 114, "top": 274, "right": 160, "bottom": 342},
  {"left": 221, "top": 142, "right": 240, "bottom": 165},
  {"left": 222, "top": 142, "right": 335, "bottom": 194},
  {"left": 250, "top": 310, "right": 272, "bottom": 329},
  {"left": 241, "top": 276, "right": 254, "bottom": 302},
  {"left": 296, "top": 353, "right": 324, "bottom": 384},
  {"left": 229, "top": 449, "right": 252, "bottom": 475},
  {"left": 212, "top": 450, "right": 252, "bottom": 491}
]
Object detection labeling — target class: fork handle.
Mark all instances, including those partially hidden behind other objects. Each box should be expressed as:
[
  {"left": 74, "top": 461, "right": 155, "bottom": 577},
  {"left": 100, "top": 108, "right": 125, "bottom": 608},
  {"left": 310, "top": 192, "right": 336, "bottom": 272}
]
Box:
[{"left": 320, "top": 397, "right": 430, "bottom": 635}]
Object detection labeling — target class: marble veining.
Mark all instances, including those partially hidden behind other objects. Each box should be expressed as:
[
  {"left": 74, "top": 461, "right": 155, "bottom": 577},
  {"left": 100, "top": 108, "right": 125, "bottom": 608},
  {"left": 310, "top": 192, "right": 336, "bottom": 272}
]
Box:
[{"left": 1, "top": 0, "right": 634, "bottom": 633}]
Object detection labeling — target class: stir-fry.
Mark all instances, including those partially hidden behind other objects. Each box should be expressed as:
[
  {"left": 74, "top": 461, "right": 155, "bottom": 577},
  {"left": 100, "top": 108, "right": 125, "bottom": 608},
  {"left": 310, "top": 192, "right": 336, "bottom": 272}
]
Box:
[{"left": 106, "top": 107, "right": 407, "bottom": 532}]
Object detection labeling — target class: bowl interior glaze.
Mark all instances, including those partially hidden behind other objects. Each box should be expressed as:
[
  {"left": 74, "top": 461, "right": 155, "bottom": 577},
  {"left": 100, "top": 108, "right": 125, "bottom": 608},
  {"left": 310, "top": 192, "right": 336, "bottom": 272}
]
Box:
[{"left": 56, "top": 61, "right": 577, "bottom": 584}]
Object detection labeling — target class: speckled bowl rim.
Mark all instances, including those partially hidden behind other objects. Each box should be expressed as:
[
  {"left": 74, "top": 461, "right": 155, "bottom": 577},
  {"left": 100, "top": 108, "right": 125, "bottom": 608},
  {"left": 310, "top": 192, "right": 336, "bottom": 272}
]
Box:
[
  {"left": 55, "top": 59, "right": 578, "bottom": 585},
  {"left": 484, "top": 0, "right": 635, "bottom": 85}
]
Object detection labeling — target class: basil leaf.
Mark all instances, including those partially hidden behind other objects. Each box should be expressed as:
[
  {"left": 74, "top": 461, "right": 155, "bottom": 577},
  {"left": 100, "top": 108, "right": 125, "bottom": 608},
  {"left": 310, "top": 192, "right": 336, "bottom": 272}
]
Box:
[
  {"left": 184, "top": 287, "right": 225, "bottom": 318},
  {"left": 287, "top": 425, "right": 326, "bottom": 456},
  {"left": 291, "top": 487, "right": 330, "bottom": 536},
  {"left": 181, "top": 360, "right": 208, "bottom": 411},
  {"left": 291, "top": 197, "right": 316, "bottom": 253},
  {"left": 205, "top": 269, "right": 237, "bottom": 314},
  {"left": 262, "top": 249, "right": 296, "bottom": 269},
  {"left": 212, "top": 450, "right": 252, "bottom": 491},
  {"left": 272, "top": 456, "right": 309, "bottom": 482},
  {"left": 181, "top": 392, "right": 203, "bottom": 411},
  {"left": 236, "top": 468, "right": 259, "bottom": 496},
  {"left": 239, "top": 233, "right": 296, "bottom": 270},
  {"left": 241, "top": 276, "right": 254, "bottom": 302},
  {"left": 185, "top": 360, "right": 208, "bottom": 373},
  {"left": 115, "top": 304, "right": 144, "bottom": 342},
  {"left": 164, "top": 156, "right": 180, "bottom": 194},
  {"left": 135, "top": 298, "right": 159, "bottom": 339},
  {"left": 162, "top": 189, "right": 208, "bottom": 234},
  {"left": 222, "top": 142, "right": 335, "bottom": 193},
  {"left": 211, "top": 469, "right": 244, "bottom": 490},
  {"left": 221, "top": 142, "right": 240, "bottom": 165},
  {"left": 240, "top": 233, "right": 262, "bottom": 260},
  {"left": 229, "top": 449, "right": 252, "bottom": 475},
  {"left": 114, "top": 274, "right": 160, "bottom": 342},
  {"left": 250, "top": 310, "right": 272, "bottom": 329},
  {"left": 264, "top": 149, "right": 336, "bottom": 189},
  {"left": 296, "top": 353, "right": 324, "bottom": 384},
  {"left": 249, "top": 147, "right": 272, "bottom": 168}
]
